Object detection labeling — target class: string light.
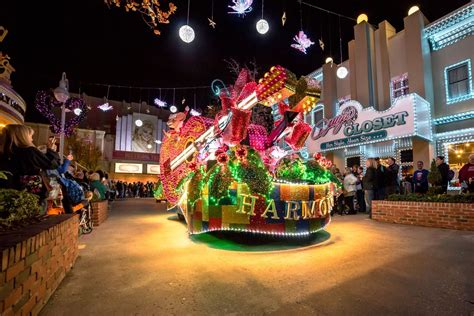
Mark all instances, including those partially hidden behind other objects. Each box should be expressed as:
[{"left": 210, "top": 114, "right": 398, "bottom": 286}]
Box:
[
  {"left": 170, "top": 105, "right": 178, "bottom": 113},
  {"left": 256, "top": 0, "right": 269, "bottom": 34},
  {"left": 336, "top": 15, "right": 348, "bottom": 79},
  {"left": 179, "top": 0, "right": 195, "bottom": 43}
]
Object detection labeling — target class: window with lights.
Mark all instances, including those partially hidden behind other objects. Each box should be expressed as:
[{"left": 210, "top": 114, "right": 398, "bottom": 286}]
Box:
[
  {"left": 445, "top": 59, "right": 473, "bottom": 104},
  {"left": 391, "top": 74, "right": 409, "bottom": 100}
]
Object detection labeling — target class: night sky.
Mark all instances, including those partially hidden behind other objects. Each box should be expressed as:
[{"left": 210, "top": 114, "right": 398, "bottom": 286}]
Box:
[{"left": 1, "top": 0, "right": 469, "bottom": 123}]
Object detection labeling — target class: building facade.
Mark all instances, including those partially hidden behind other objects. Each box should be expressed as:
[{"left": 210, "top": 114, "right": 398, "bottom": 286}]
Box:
[
  {"left": 0, "top": 26, "right": 26, "bottom": 128},
  {"left": 306, "top": 2, "right": 474, "bottom": 190}
]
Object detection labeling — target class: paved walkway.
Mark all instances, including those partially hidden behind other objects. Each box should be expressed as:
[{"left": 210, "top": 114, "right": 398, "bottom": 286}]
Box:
[{"left": 41, "top": 198, "right": 474, "bottom": 315}]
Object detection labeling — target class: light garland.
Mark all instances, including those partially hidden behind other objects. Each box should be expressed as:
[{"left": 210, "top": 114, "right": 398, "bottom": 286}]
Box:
[
  {"left": 34, "top": 90, "right": 88, "bottom": 136},
  {"left": 432, "top": 110, "right": 474, "bottom": 125},
  {"left": 424, "top": 3, "right": 473, "bottom": 51}
]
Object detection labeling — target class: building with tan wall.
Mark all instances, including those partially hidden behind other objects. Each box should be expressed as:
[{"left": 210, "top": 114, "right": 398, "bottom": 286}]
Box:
[{"left": 305, "top": 2, "right": 474, "bottom": 190}]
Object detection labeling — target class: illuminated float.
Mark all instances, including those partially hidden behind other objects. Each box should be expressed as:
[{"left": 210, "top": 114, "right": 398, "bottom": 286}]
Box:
[{"left": 159, "top": 66, "right": 341, "bottom": 237}]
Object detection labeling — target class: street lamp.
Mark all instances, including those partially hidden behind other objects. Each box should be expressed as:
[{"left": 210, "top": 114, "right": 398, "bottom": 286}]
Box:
[{"left": 54, "top": 72, "right": 70, "bottom": 162}]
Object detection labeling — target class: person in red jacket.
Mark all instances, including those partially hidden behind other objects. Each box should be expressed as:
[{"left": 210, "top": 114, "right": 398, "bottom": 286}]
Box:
[{"left": 459, "top": 153, "right": 474, "bottom": 193}]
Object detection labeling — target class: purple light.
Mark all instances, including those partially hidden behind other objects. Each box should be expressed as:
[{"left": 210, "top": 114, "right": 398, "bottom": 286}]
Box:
[
  {"left": 154, "top": 98, "right": 167, "bottom": 107},
  {"left": 34, "top": 90, "right": 88, "bottom": 136}
]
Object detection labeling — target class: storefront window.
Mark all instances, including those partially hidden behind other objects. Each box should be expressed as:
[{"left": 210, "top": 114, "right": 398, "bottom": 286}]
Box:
[
  {"left": 346, "top": 156, "right": 360, "bottom": 168},
  {"left": 447, "top": 142, "right": 473, "bottom": 186}
]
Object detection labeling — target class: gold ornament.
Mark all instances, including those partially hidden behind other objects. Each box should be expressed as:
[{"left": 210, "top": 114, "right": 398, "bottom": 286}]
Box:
[{"left": 104, "top": 0, "right": 177, "bottom": 36}]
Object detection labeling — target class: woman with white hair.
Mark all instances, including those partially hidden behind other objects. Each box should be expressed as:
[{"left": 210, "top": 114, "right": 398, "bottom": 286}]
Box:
[{"left": 343, "top": 167, "right": 358, "bottom": 214}]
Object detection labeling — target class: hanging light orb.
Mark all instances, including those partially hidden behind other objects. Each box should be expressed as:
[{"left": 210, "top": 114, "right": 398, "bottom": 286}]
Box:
[
  {"left": 135, "top": 119, "right": 143, "bottom": 127},
  {"left": 337, "top": 66, "right": 349, "bottom": 79},
  {"left": 147, "top": 144, "right": 152, "bottom": 149},
  {"left": 325, "top": 57, "right": 333, "bottom": 64},
  {"left": 169, "top": 105, "right": 178, "bottom": 113},
  {"left": 357, "top": 14, "right": 368, "bottom": 24},
  {"left": 73, "top": 108, "right": 82, "bottom": 116},
  {"left": 256, "top": 19, "right": 269, "bottom": 34},
  {"left": 408, "top": 6, "right": 420, "bottom": 16},
  {"left": 179, "top": 25, "right": 195, "bottom": 43}
]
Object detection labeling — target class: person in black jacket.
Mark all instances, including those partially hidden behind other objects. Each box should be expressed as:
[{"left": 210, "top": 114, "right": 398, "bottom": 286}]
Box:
[
  {"left": 362, "top": 158, "right": 377, "bottom": 217},
  {"left": 0, "top": 124, "right": 59, "bottom": 196},
  {"left": 385, "top": 157, "right": 400, "bottom": 196},
  {"left": 436, "top": 156, "right": 449, "bottom": 193},
  {"left": 374, "top": 157, "right": 386, "bottom": 200}
]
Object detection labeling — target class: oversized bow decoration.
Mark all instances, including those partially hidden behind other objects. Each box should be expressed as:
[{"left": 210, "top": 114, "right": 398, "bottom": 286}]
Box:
[
  {"left": 265, "top": 102, "right": 298, "bottom": 147},
  {"left": 216, "top": 69, "right": 257, "bottom": 146}
]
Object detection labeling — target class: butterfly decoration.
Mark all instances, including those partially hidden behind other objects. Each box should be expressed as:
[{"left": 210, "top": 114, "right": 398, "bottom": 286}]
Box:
[
  {"left": 98, "top": 102, "right": 113, "bottom": 112},
  {"left": 228, "top": 0, "right": 253, "bottom": 17},
  {"left": 154, "top": 98, "right": 167, "bottom": 107},
  {"left": 190, "top": 109, "right": 202, "bottom": 116},
  {"left": 290, "top": 31, "right": 315, "bottom": 54}
]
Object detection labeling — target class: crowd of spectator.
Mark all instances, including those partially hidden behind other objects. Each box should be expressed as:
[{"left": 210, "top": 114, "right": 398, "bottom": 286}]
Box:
[
  {"left": 110, "top": 181, "right": 156, "bottom": 198},
  {"left": 330, "top": 154, "right": 474, "bottom": 217}
]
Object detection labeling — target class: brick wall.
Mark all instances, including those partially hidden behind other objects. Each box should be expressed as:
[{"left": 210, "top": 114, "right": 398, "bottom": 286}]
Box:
[
  {"left": 91, "top": 200, "right": 108, "bottom": 226},
  {"left": 0, "top": 215, "right": 79, "bottom": 315},
  {"left": 372, "top": 201, "right": 474, "bottom": 231}
]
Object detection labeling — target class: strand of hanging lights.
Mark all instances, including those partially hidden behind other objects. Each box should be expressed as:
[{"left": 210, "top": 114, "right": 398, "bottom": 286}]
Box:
[
  {"left": 256, "top": 0, "right": 269, "bottom": 34},
  {"left": 179, "top": 0, "right": 195, "bottom": 43}
]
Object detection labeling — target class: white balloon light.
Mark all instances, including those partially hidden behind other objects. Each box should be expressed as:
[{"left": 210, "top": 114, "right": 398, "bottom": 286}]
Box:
[
  {"left": 256, "top": 19, "right": 269, "bottom": 34},
  {"left": 179, "top": 25, "right": 195, "bottom": 43},
  {"left": 135, "top": 119, "right": 143, "bottom": 127},
  {"left": 170, "top": 105, "right": 178, "bottom": 113},
  {"left": 337, "top": 66, "right": 349, "bottom": 79},
  {"left": 73, "top": 108, "right": 82, "bottom": 116}
]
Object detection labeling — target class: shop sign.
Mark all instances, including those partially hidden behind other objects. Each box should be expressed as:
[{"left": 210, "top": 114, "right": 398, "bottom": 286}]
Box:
[
  {"left": 320, "top": 130, "right": 387, "bottom": 150},
  {"left": 308, "top": 94, "right": 430, "bottom": 152},
  {"left": 115, "top": 162, "right": 143, "bottom": 173}
]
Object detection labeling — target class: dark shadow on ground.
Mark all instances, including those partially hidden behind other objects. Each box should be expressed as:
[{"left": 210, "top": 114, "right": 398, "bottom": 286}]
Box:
[{"left": 189, "top": 230, "right": 331, "bottom": 252}]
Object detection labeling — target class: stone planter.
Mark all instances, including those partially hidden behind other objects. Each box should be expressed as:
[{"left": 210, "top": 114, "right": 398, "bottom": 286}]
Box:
[
  {"left": 91, "top": 200, "right": 108, "bottom": 227},
  {"left": 372, "top": 200, "right": 474, "bottom": 231},
  {"left": 0, "top": 214, "right": 79, "bottom": 315}
]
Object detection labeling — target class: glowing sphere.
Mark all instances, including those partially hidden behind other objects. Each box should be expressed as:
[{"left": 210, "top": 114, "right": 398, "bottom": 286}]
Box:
[
  {"left": 256, "top": 19, "right": 269, "bottom": 34},
  {"left": 357, "top": 14, "right": 368, "bottom": 24},
  {"left": 147, "top": 144, "right": 152, "bottom": 149},
  {"left": 337, "top": 66, "right": 349, "bottom": 79},
  {"left": 73, "top": 108, "right": 82, "bottom": 116},
  {"left": 179, "top": 25, "right": 195, "bottom": 43},
  {"left": 408, "top": 6, "right": 420, "bottom": 16},
  {"left": 325, "top": 57, "right": 333, "bottom": 64},
  {"left": 170, "top": 105, "right": 178, "bottom": 113},
  {"left": 135, "top": 119, "right": 143, "bottom": 127}
]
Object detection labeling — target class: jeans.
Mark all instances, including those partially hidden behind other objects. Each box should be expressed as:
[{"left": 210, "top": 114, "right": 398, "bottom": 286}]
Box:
[
  {"left": 344, "top": 195, "right": 355, "bottom": 214},
  {"left": 365, "top": 190, "right": 374, "bottom": 215},
  {"left": 356, "top": 190, "right": 366, "bottom": 212}
]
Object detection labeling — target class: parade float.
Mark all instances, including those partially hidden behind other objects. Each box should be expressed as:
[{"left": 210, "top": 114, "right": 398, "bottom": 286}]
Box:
[{"left": 159, "top": 66, "right": 340, "bottom": 237}]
